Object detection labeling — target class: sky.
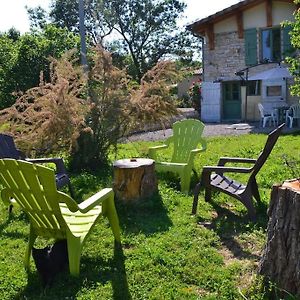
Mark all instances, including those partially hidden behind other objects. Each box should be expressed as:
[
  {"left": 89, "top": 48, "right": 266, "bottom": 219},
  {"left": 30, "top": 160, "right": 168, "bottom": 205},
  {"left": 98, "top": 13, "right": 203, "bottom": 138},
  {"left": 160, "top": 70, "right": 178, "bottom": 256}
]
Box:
[{"left": 0, "top": 0, "right": 241, "bottom": 34}]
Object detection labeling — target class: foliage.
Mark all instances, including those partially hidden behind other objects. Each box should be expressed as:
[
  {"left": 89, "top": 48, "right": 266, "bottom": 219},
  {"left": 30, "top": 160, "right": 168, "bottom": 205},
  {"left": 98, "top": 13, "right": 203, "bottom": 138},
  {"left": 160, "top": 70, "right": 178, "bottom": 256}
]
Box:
[
  {"left": 49, "top": 0, "right": 112, "bottom": 44},
  {"left": 0, "top": 132, "right": 299, "bottom": 299},
  {"left": 70, "top": 49, "right": 179, "bottom": 171},
  {"left": 69, "top": 47, "right": 130, "bottom": 170},
  {"left": 102, "top": 0, "right": 187, "bottom": 82},
  {"left": 0, "top": 25, "right": 80, "bottom": 109},
  {"left": 285, "top": 1, "right": 300, "bottom": 96},
  {"left": 0, "top": 34, "right": 18, "bottom": 108},
  {"left": 0, "top": 47, "right": 179, "bottom": 171},
  {"left": 0, "top": 50, "right": 87, "bottom": 155},
  {"left": 29, "top": 0, "right": 201, "bottom": 82},
  {"left": 189, "top": 80, "right": 202, "bottom": 113}
]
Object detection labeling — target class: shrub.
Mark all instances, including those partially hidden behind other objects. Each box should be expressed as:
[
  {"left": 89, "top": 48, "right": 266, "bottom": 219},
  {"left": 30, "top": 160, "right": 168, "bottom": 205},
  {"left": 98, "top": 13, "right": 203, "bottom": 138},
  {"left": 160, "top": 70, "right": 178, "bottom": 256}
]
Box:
[{"left": 0, "top": 48, "right": 179, "bottom": 171}]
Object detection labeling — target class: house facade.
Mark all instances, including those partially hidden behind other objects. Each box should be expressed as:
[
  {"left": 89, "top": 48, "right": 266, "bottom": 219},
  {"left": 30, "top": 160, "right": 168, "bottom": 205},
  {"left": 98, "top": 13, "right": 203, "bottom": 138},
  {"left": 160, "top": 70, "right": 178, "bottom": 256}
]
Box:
[{"left": 187, "top": 0, "right": 298, "bottom": 122}]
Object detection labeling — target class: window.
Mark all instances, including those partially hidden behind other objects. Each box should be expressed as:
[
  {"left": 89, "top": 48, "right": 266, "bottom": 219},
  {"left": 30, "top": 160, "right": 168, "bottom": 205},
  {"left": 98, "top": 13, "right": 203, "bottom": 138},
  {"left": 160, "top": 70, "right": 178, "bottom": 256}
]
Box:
[
  {"left": 261, "top": 27, "right": 281, "bottom": 62},
  {"left": 266, "top": 85, "right": 282, "bottom": 97},
  {"left": 244, "top": 26, "right": 293, "bottom": 66},
  {"left": 247, "top": 80, "right": 261, "bottom": 96}
]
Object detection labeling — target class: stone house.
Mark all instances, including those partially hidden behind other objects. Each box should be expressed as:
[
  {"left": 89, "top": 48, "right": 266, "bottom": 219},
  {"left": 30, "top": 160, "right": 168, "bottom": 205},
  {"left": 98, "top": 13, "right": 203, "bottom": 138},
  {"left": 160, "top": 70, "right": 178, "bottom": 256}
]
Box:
[{"left": 187, "top": 0, "right": 298, "bottom": 122}]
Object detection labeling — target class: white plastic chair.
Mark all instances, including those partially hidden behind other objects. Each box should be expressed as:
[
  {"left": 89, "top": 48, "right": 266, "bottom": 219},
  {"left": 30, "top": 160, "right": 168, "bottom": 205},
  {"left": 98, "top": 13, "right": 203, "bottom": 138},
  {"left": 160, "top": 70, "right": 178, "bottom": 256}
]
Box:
[
  {"left": 258, "top": 103, "right": 277, "bottom": 128},
  {"left": 286, "top": 104, "right": 300, "bottom": 128}
]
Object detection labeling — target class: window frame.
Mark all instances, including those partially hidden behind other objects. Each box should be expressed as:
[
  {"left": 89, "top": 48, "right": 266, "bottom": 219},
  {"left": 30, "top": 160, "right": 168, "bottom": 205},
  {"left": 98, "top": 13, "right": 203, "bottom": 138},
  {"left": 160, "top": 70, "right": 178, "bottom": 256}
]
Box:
[{"left": 260, "top": 26, "right": 281, "bottom": 63}]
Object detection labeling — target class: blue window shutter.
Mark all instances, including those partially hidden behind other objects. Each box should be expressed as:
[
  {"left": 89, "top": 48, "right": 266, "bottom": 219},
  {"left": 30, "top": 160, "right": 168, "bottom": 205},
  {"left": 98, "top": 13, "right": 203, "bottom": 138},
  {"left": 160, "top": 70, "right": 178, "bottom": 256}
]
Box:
[{"left": 244, "top": 28, "right": 257, "bottom": 66}]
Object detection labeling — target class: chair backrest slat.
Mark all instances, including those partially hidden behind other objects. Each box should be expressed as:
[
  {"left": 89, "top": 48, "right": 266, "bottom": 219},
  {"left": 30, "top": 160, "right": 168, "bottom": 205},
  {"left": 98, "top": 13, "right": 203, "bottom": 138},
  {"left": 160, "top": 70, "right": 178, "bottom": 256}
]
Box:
[
  {"left": 251, "top": 123, "right": 284, "bottom": 178},
  {"left": 171, "top": 119, "right": 205, "bottom": 163},
  {"left": 0, "top": 159, "right": 67, "bottom": 233},
  {"left": 291, "top": 105, "right": 300, "bottom": 118}
]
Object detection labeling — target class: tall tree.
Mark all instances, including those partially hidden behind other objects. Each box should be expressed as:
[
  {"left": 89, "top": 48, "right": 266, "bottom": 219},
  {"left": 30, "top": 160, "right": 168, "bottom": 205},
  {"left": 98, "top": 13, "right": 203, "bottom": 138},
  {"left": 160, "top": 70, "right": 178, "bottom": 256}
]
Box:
[
  {"left": 31, "top": 0, "right": 198, "bottom": 82},
  {"left": 0, "top": 25, "right": 80, "bottom": 109},
  {"left": 103, "top": 0, "right": 187, "bottom": 81}
]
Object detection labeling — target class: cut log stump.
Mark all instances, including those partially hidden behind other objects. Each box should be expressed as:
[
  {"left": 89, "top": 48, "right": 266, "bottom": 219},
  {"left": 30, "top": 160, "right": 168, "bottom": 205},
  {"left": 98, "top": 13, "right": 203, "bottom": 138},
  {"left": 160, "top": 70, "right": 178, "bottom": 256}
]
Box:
[
  {"left": 113, "top": 158, "right": 158, "bottom": 202},
  {"left": 259, "top": 179, "right": 300, "bottom": 297}
]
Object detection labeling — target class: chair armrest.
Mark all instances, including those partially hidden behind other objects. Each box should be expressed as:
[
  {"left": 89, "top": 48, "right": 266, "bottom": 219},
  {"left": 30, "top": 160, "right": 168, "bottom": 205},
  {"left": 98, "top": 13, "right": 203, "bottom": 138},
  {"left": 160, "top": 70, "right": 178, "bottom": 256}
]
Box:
[
  {"left": 148, "top": 145, "right": 168, "bottom": 160},
  {"left": 25, "top": 157, "right": 67, "bottom": 174},
  {"left": 148, "top": 145, "right": 168, "bottom": 151},
  {"left": 202, "top": 165, "right": 253, "bottom": 174},
  {"left": 185, "top": 139, "right": 207, "bottom": 166},
  {"left": 217, "top": 157, "right": 256, "bottom": 166},
  {"left": 191, "top": 148, "right": 205, "bottom": 154},
  {"left": 58, "top": 192, "right": 78, "bottom": 212},
  {"left": 78, "top": 188, "right": 113, "bottom": 213}
]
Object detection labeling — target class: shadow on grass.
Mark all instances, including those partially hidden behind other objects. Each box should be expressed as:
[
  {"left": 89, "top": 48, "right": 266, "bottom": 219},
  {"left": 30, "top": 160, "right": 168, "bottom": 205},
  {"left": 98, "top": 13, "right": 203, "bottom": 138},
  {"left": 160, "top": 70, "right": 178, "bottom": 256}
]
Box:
[
  {"left": 156, "top": 171, "right": 199, "bottom": 196},
  {"left": 0, "top": 211, "right": 29, "bottom": 240},
  {"left": 18, "top": 242, "right": 131, "bottom": 300},
  {"left": 196, "top": 193, "right": 269, "bottom": 261},
  {"left": 116, "top": 191, "right": 172, "bottom": 236}
]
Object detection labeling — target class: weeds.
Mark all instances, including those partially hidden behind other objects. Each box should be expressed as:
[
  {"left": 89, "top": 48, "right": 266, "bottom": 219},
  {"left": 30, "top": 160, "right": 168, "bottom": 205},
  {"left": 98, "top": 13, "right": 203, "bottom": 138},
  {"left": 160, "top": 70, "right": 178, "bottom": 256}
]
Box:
[{"left": 0, "top": 132, "right": 299, "bottom": 299}]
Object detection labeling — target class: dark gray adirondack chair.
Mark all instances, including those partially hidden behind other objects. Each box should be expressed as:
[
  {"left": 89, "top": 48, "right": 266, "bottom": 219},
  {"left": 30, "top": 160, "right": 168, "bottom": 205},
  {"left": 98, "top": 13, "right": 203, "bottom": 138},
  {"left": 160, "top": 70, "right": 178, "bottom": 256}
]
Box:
[
  {"left": 192, "top": 123, "right": 284, "bottom": 219},
  {"left": 0, "top": 133, "right": 74, "bottom": 199}
]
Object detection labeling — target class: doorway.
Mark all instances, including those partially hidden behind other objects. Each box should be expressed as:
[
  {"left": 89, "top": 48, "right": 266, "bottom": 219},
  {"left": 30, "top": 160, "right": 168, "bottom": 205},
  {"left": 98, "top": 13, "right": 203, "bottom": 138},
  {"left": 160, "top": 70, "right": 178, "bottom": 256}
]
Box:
[{"left": 222, "top": 81, "right": 241, "bottom": 120}]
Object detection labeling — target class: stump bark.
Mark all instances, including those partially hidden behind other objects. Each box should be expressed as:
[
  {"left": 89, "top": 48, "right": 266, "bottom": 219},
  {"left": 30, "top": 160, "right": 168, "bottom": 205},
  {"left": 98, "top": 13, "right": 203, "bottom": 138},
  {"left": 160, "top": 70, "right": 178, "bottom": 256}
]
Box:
[
  {"left": 113, "top": 158, "right": 158, "bottom": 202},
  {"left": 259, "top": 179, "right": 300, "bottom": 296}
]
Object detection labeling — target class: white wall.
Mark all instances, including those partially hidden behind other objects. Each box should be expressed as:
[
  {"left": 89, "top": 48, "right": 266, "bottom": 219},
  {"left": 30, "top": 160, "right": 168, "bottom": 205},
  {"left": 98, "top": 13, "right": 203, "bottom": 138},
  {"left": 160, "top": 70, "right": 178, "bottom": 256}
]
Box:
[
  {"left": 214, "top": 16, "right": 236, "bottom": 33},
  {"left": 244, "top": 3, "right": 267, "bottom": 29},
  {"left": 209, "top": 1, "right": 295, "bottom": 35},
  {"left": 273, "top": 2, "right": 296, "bottom": 24}
]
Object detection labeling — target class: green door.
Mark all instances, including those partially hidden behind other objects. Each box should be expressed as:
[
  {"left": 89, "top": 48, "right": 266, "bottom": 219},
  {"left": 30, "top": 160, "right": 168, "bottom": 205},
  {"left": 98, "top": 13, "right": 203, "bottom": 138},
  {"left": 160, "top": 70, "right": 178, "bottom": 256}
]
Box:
[{"left": 223, "top": 82, "right": 241, "bottom": 120}]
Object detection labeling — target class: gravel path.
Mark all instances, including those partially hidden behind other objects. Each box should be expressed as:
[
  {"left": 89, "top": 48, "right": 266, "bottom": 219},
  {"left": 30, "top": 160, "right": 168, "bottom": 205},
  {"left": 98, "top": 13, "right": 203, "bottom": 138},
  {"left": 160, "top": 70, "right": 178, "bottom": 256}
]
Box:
[{"left": 125, "top": 122, "right": 284, "bottom": 142}]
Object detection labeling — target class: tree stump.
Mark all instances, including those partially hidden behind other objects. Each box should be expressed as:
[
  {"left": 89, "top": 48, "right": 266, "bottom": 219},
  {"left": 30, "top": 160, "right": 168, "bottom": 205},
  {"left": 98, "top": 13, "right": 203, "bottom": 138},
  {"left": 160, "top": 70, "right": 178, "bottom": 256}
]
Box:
[
  {"left": 259, "top": 179, "right": 300, "bottom": 296},
  {"left": 113, "top": 158, "right": 158, "bottom": 202}
]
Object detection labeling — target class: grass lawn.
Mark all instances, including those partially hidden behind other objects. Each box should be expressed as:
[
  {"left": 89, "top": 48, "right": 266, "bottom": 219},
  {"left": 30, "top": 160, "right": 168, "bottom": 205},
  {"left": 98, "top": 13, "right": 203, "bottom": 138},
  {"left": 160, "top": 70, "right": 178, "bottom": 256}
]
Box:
[{"left": 0, "top": 131, "right": 299, "bottom": 299}]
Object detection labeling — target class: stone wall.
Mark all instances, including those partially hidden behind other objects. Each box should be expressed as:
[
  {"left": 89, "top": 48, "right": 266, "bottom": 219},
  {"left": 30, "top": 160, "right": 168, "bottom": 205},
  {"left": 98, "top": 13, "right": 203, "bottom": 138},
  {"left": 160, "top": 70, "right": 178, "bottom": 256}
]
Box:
[
  {"left": 203, "top": 30, "right": 293, "bottom": 82},
  {"left": 203, "top": 31, "right": 245, "bottom": 82}
]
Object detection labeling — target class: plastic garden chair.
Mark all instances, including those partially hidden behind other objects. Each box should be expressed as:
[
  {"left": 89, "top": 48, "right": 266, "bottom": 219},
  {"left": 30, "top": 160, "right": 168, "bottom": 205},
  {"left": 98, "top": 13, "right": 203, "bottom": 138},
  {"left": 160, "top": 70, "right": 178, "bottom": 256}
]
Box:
[
  {"left": 0, "top": 159, "right": 121, "bottom": 276},
  {"left": 258, "top": 103, "right": 277, "bottom": 128},
  {"left": 286, "top": 104, "right": 300, "bottom": 128},
  {"left": 148, "top": 119, "right": 206, "bottom": 193},
  {"left": 0, "top": 133, "right": 74, "bottom": 198},
  {"left": 192, "top": 123, "right": 284, "bottom": 219}
]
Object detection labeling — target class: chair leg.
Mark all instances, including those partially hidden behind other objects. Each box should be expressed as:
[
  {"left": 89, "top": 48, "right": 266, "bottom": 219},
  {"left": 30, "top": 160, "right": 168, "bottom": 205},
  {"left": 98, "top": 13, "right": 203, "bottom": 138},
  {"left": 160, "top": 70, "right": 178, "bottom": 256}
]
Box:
[
  {"left": 67, "top": 235, "right": 82, "bottom": 276},
  {"left": 240, "top": 194, "right": 256, "bottom": 220},
  {"left": 204, "top": 186, "right": 212, "bottom": 202},
  {"left": 251, "top": 179, "right": 261, "bottom": 203},
  {"left": 289, "top": 117, "right": 293, "bottom": 128},
  {"left": 103, "top": 193, "right": 121, "bottom": 243},
  {"left": 24, "top": 227, "right": 37, "bottom": 271},
  {"left": 180, "top": 171, "right": 191, "bottom": 194},
  {"left": 192, "top": 182, "right": 202, "bottom": 214},
  {"left": 263, "top": 117, "right": 267, "bottom": 128}
]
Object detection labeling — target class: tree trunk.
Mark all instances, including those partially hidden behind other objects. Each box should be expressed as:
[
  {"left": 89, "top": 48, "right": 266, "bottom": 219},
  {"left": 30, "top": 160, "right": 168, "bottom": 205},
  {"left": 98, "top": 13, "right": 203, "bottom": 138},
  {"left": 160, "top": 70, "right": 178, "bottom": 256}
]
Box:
[
  {"left": 113, "top": 158, "right": 157, "bottom": 202},
  {"left": 259, "top": 179, "right": 300, "bottom": 297}
]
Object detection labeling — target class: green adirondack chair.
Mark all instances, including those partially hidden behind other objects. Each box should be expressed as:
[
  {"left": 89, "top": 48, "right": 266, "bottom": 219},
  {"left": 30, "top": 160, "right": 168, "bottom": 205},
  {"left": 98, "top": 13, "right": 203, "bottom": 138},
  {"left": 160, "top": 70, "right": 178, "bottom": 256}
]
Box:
[
  {"left": 148, "top": 119, "right": 206, "bottom": 193},
  {"left": 0, "top": 159, "right": 120, "bottom": 276}
]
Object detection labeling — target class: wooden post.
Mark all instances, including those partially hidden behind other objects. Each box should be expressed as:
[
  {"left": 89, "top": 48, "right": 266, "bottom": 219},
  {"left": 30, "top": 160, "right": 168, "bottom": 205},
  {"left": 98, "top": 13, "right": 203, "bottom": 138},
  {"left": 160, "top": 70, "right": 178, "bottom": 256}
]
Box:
[
  {"left": 113, "top": 158, "right": 158, "bottom": 202},
  {"left": 259, "top": 179, "right": 300, "bottom": 297}
]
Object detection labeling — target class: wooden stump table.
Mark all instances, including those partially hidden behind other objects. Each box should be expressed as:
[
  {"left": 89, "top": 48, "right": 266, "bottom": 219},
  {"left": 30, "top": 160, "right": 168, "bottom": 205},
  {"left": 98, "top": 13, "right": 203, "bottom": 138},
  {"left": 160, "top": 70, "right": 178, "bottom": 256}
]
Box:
[
  {"left": 113, "top": 158, "right": 158, "bottom": 202},
  {"left": 259, "top": 179, "right": 300, "bottom": 297}
]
